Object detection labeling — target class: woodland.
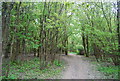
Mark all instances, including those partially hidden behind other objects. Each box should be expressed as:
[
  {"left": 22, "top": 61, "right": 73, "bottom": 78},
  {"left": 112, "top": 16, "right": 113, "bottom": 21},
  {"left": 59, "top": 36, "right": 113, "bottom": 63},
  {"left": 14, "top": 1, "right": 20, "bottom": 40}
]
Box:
[{"left": 1, "top": 1, "right": 120, "bottom": 79}]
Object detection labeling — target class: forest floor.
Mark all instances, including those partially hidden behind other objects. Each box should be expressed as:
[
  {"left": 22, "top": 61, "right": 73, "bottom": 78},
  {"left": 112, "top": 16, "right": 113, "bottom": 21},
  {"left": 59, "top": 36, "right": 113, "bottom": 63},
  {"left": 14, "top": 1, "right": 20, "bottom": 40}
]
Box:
[
  {"left": 60, "top": 54, "right": 107, "bottom": 79},
  {"left": 2, "top": 53, "right": 118, "bottom": 79},
  {"left": 2, "top": 55, "right": 64, "bottom": 79}
]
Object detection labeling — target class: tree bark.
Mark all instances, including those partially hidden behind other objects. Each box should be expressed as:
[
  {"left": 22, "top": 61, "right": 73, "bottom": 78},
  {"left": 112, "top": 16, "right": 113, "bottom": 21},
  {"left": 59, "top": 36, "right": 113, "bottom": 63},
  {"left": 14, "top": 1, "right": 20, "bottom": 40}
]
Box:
[{"left": 117, "top": 1, "right": 120, "bottom": 52}]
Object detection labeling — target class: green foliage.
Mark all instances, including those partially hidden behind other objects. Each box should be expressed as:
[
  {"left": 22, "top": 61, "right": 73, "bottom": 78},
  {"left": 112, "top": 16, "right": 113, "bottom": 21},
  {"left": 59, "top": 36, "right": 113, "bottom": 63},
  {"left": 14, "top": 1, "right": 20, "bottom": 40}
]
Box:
[
  {"left": 2, "top": 2, "right": 120, "bottom": 79},
  {"left": 76, "top": 45, "right": 84, "bottom": 50},
  {"left": 53, "top": 60, "right": 62, "bottom": 67},
  {"left": 68, "top": 2, "right": 120, "bottom": 60},
  {"left": 2, "top": 58, "right": 64, "bottom": 79},
  {"left": 68, "top": 52, "right": 77, "bottom": 55},
  {"left": 98, "top": 66, "right": 119, "bottom": 79}
]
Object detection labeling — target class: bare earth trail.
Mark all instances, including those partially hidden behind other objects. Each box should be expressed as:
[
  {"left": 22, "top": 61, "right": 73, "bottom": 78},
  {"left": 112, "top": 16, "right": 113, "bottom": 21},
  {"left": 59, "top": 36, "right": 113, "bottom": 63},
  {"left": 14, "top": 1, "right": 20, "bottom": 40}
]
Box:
[{"left": 60, "top": 54, "right": 105, "bottom": 79}]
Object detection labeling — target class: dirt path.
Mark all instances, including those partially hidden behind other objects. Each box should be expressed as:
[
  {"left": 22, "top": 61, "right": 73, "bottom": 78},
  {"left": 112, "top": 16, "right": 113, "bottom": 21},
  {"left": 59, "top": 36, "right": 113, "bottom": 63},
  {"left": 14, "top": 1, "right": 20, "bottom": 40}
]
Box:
[{"left": 61, "top": 54, "right": 106, "bottom": 79}]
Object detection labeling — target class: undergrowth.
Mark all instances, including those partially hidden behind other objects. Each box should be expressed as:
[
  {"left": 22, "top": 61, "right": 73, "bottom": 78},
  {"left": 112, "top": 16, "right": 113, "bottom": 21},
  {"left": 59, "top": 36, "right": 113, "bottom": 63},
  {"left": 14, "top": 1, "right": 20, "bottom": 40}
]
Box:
[
  {"left": 91, "top": 60, "right": 119, "bottom": 79},
  {"left": 2, "top": 57, "right": 64, "bottom": 79},
  {"left": 97, "top": 65, "right": 119, "bottom": 79}
]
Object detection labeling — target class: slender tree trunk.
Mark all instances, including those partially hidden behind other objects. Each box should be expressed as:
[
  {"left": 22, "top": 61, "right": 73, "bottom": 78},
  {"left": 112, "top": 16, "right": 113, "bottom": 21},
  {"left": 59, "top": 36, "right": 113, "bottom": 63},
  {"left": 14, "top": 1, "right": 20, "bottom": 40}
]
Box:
[
  {"left": 117, "top": 1, "right": 120, "bottom": 52},
  {"left": 86, "top": 36, "right": 89, "bottom": 57},
  {"left": 82, "top": 32, "right": 86, "bottom": 55}
]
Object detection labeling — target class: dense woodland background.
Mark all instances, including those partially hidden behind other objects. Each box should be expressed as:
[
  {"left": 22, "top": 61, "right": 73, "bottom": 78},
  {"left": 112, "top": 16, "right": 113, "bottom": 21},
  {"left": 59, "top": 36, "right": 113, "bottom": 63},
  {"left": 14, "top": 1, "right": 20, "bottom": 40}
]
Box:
[{"left": 1, "top": 1, "right": 120, "bottom": 79}]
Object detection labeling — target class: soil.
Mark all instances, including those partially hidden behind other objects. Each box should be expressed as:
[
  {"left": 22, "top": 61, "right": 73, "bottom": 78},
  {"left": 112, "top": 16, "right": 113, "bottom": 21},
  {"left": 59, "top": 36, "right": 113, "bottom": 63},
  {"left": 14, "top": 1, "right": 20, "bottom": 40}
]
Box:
[{"left": 60, "top": 54, "right": 106, "bottom": 79}]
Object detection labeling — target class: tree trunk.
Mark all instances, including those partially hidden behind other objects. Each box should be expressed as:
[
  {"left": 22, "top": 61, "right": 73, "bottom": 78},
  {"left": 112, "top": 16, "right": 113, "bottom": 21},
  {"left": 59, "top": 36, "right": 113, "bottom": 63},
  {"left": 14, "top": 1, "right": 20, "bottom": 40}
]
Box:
[{"left": 117, "top": 1, "right": 120, "bottom": 52}]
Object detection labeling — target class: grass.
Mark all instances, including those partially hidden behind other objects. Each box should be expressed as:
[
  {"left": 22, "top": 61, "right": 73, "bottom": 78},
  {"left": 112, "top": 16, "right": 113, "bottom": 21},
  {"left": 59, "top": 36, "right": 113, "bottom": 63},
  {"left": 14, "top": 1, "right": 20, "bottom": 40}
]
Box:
[
  {"left": 91, "top": 60, "right": 119, "bottom": 79},
  {"left": 97, "top": 65, "right": 119, "bottom": 79},
  {"left": 2, "top": 57, "right": 64, "bottom": 79},
  {"left": 68, "top": 52, "right": 77, "bottom": 54}
]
